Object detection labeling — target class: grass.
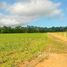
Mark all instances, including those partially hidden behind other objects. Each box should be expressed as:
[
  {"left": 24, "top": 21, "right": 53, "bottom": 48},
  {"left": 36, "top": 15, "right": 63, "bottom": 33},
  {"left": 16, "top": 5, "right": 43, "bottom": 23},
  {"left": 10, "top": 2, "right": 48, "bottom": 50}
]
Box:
[{"left": 0, "top": 33, "right": 67, "bottom": 67}]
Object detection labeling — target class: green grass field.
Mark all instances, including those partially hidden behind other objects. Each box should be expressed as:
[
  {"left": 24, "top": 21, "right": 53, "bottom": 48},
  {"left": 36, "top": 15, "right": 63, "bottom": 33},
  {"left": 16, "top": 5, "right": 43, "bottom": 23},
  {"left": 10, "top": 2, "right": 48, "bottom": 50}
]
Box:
[{"left": 0, "top": 33, "right": 67, "bottom": 67}]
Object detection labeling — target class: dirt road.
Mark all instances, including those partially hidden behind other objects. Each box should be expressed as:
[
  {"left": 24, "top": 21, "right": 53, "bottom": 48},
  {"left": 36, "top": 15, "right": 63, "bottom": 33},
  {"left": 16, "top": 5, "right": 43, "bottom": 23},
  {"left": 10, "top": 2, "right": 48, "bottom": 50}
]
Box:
[
  {"left": 48, "top": 33, "right": 67, "bottom": 42},
  {"left": 35, "top": 33, "right": 67, "bottom": 67},
  {"left": 35, "top": 53, "right": 67, "bottom": 67}
]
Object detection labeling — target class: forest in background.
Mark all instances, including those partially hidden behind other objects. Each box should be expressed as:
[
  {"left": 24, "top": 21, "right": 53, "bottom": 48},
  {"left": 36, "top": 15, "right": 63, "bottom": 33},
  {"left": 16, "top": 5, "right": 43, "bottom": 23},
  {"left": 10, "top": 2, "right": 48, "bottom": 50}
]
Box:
[{"left": 0, "top": 26, "right": 67, "bottom": 33}]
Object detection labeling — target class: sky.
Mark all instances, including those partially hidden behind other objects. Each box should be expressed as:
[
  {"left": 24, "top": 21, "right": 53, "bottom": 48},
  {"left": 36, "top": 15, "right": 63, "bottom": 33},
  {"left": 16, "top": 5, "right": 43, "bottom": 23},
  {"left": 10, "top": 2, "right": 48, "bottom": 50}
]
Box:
[{"left": 0, "top": 0, "right": 67, "bottom": 27}]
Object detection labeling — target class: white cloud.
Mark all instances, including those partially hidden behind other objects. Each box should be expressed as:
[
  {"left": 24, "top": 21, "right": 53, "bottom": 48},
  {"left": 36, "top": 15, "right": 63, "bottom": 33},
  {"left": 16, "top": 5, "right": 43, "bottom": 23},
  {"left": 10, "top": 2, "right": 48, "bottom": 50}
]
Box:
[
  {"left": 9, "top": 0, "right": 62, "bottom": 16},
  {"left": 0, "top": 15, "right": 37, "bottom": 26},
  {"left": 0, "top": 2, "right": 9, "bottom": 9},
  {"left": 0, "top": 0, "right": 62, "bottom": 26}
]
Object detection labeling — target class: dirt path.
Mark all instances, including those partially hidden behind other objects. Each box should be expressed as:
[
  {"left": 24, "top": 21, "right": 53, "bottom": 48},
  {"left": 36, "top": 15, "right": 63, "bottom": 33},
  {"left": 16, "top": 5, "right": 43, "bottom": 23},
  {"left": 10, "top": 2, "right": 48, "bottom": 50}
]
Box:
[
  {"left": 35, "top": 33, "right": 67, "bottom": 67},
  {"left": 48, "top": 33, "right": 67, "bottom": 42},
  {"left": 35, "top": 53, "right": 67, "bottom": 67}
]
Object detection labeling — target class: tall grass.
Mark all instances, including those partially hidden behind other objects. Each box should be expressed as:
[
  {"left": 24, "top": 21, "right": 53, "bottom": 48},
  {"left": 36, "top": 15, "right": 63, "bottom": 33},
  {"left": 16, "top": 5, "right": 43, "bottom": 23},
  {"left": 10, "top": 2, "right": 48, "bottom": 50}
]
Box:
[
  {"left": 0, "top": 33, "right": 48, "bottom": 67},
  {"left": 0, "top": 33, "right": 67, "bottom": 67}
]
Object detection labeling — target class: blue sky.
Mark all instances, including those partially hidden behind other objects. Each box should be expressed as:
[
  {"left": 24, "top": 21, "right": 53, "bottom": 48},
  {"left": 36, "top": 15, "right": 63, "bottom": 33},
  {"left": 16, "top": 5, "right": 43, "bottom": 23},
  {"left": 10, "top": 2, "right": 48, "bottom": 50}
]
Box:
[
  {"left": 29, "top": 0, "right": 67, "bottom": 27},
  {"left": 0, "top": 0, "right": 67, "bottom": 27}
]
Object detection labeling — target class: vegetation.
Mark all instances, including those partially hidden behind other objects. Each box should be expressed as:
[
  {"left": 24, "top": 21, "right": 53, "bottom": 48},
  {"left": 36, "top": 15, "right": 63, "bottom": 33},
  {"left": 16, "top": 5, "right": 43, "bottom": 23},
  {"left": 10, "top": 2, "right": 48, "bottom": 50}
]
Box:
[
  {"left": 0, "top": 26, "right": 67, "bottom": 33},
  {"left": 0, "top": 33, "right": 67, "bottom": 67}
]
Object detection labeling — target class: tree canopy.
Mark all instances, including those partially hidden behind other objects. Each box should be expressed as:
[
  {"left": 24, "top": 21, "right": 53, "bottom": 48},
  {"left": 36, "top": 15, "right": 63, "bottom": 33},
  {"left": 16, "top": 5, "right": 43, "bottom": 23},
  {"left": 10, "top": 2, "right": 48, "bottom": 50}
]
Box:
[{"left": 0, "top": 26, "right": 67, "bottom": 33}]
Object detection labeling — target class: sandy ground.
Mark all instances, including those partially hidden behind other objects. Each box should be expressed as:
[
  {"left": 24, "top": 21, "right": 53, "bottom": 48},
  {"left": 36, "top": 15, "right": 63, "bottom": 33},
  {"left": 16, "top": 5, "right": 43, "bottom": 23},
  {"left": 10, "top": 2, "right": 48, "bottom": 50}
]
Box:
[{"left": 35, "top": 53, "right": 67, "bottom": 67}]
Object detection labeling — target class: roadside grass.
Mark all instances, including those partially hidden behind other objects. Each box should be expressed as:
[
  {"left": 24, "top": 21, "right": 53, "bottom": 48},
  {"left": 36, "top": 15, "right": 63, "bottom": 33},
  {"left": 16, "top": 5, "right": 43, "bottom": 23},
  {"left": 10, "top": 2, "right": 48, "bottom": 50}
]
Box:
[{"left": 0, "top": 33, "right": 67, "bottom": 67}]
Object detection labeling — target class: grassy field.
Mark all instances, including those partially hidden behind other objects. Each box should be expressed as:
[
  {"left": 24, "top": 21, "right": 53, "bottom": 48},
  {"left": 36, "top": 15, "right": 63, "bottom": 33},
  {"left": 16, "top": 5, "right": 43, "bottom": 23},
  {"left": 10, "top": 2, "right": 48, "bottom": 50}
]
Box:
[{"left": 0, "top": 33, "right": 67, "bottom": 67}]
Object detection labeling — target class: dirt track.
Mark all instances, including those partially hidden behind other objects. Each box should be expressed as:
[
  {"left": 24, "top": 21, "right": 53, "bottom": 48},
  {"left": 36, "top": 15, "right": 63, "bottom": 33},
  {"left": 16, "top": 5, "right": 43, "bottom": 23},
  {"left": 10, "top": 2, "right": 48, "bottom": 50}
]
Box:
[
  {"left": 35, "top": 53, "right": 67, "bottom": 67},
  {"left": 48, "top": 33, "right": 67, "bottom": 42},
  {"left": 35, "top": 33, "right": 67, "bottom": 67}
]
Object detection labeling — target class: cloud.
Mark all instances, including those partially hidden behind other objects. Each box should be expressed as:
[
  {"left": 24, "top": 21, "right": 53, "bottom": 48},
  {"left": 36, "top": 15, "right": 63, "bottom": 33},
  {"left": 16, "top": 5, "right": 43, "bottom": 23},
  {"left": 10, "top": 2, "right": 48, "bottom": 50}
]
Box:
[
  {"left": 0, "top": 15, "right": 38, "bottom": 26},
  {"left": 0, "top": 2, "right": 6, "bottom": 9},
  {"left": 9, "top": 0, "right": 62, "bottom": 16},
  {"left": 0, "top": 2, "right": 9, "bottom": 9},
  {"left": 0, "top": 0, "right": 62, "bottom": 26}
]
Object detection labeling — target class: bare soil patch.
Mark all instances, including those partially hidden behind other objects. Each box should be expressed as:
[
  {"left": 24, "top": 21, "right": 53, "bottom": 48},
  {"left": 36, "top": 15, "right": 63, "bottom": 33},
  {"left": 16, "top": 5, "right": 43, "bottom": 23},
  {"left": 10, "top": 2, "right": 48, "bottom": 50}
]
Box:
[{"left": 35, "top": 53, "right": 67, "bottom": 67}]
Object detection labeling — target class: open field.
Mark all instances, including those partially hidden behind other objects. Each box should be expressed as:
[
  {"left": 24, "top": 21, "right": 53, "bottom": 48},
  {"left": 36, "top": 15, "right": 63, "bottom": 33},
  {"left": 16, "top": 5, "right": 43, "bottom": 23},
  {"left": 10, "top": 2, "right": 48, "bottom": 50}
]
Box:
[{"left": 0, "top": 33, "right": 67, "bottom": 67}]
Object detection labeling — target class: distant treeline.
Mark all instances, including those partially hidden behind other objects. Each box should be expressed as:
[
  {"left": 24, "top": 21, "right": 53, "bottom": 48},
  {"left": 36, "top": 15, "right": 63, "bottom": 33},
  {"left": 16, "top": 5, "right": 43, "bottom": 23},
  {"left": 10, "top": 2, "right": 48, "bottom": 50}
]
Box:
[{"left": 0, "top": 26, "right": 67, "bottom": 33}]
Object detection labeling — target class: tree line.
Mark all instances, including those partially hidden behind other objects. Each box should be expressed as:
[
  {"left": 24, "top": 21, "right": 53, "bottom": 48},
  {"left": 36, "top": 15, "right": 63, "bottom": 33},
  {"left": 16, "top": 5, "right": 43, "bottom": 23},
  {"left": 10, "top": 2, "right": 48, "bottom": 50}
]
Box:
[{"left": 0, "top": 26, "right": 67, "bottom": 33}]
